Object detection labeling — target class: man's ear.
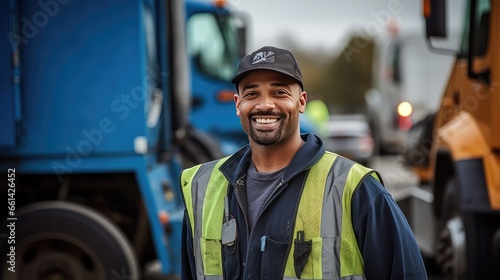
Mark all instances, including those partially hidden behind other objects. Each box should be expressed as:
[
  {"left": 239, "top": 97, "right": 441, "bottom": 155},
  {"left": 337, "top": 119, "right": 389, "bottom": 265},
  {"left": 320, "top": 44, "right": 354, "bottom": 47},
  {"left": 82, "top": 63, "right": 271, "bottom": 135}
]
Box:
[
  {"left": 299, "top": 91, "right": 307, "bottom": 114},
  {"left": 234, "top": 93, "right": 241, "bottom": 117}
]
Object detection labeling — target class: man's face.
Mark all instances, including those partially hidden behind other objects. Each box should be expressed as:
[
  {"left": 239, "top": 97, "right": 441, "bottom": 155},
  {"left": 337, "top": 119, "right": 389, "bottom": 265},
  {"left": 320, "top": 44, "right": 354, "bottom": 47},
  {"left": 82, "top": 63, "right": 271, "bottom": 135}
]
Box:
[{"left": 234, "top": 70, "right": 307, "bottom": 146}]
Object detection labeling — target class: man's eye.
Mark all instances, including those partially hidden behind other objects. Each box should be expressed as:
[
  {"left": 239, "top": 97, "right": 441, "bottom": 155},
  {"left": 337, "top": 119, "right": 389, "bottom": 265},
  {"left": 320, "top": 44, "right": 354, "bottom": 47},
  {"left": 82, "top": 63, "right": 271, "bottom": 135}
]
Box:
[
  {"left": 275, "top": 90, "right": 287, "bottom": 95},
  {"left": 243, "top": 92, "right": 257, "bottom": 98}
]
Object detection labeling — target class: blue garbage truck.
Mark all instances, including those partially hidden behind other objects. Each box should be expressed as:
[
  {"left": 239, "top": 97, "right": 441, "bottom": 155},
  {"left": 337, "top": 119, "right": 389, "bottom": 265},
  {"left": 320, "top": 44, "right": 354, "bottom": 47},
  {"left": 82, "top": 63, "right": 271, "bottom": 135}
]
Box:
[{"left": 0, "top": 0, "right": 231, "bottom": 278}]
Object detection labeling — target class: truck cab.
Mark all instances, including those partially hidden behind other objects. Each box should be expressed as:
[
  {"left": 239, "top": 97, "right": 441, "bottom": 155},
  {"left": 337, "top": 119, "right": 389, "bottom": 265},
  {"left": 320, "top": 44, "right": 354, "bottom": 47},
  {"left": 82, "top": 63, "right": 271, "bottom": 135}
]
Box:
[
  {"left": 186, "top": 0, "right": 248, "bottom": 155},
  {"left": 400, "top": 0, "right": 500, "bottom": 278}
]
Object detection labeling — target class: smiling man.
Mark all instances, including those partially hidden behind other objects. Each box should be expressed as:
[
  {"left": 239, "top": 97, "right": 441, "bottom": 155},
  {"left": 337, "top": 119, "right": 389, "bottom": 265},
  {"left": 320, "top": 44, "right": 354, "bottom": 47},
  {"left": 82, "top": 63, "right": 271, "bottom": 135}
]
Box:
[
  {"left": 180, "top": 46, "right": 427, "bottom": 279},
  {"left": 235, "top": 69, "right": 305, "bottom": 165}
]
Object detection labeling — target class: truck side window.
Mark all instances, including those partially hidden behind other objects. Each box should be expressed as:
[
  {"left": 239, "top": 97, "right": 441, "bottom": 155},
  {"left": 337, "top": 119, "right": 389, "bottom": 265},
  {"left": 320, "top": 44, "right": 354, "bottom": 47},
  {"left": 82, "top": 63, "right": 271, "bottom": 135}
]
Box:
[
  {"left": 187, "top": 13, "right": 238, "bottom": 82},
  {"left": 460, "top": 0, "right": 490, "bottom": 57}
]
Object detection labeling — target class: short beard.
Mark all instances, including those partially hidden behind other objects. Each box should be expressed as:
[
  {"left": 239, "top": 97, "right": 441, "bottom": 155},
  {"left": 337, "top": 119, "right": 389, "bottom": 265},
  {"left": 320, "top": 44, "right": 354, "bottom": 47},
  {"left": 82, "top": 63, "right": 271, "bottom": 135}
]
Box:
[
  {"left": 250, "top": 127, "right": 282, "bottom": 145},
  {"left": 248, "top": 111, "right": 285, "bottom": 145}
]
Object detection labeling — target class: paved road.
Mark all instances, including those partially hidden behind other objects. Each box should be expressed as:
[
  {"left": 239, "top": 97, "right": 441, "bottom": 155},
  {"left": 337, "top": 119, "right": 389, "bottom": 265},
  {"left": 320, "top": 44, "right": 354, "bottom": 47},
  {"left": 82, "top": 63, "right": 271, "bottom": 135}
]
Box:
[{"left": 369, "top": 155, "right": 419, "bottom": 192}]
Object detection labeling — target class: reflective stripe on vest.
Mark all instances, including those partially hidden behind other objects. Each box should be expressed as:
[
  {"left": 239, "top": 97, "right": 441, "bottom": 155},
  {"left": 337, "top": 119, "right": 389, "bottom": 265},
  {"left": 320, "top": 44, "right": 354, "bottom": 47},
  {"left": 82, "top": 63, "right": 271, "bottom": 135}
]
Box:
[
  {"left": 181, "top": 153, "right": 381, "bottom": 279},
  {"left": 181, "top": 157, "right": 230, "bottom": 280}
]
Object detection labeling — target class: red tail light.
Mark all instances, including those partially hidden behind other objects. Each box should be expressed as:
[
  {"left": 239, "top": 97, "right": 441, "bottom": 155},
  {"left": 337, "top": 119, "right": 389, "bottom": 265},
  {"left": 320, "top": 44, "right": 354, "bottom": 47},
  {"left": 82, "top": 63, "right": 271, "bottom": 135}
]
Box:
[{"left": 397, "top": 101, "right": 413, "bottom": 131}]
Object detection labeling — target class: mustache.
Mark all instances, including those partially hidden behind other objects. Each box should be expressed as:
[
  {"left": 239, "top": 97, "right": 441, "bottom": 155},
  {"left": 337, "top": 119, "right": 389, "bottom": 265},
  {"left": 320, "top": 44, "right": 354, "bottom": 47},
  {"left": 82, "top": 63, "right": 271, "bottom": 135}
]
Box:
[{"left": 248, "top": 111, "right": 285, "bottom": 119}]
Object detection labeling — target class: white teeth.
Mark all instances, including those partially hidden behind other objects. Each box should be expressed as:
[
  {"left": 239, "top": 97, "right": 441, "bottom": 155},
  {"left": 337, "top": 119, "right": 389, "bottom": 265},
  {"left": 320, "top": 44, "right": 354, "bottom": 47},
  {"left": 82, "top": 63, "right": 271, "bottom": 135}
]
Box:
[{"left": 255, "top": 118, "right": 278, "bottom": 124}]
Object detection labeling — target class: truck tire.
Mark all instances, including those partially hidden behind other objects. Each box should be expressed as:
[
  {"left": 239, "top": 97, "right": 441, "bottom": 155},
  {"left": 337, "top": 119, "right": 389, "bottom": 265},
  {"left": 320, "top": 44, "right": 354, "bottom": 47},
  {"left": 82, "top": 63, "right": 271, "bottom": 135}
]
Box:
[
  {"left": 437, "top": 176, "right": 500, "bottom": 279},
  {"left": 1, "top": 201, "right": 139, "bottom": 280},
  {"left": 436, "top": 177, "right": 466, "bottom": 279},
  {"left": 180, "top": 125, "right": 224, "bottom": 167}
]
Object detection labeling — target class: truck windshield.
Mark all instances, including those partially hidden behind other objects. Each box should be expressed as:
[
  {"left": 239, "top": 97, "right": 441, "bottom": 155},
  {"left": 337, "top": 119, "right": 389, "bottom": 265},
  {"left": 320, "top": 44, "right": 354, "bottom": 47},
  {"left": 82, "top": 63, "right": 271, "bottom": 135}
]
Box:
[{"left": 187, "top": 12, "right": 240, "bottom": 82}]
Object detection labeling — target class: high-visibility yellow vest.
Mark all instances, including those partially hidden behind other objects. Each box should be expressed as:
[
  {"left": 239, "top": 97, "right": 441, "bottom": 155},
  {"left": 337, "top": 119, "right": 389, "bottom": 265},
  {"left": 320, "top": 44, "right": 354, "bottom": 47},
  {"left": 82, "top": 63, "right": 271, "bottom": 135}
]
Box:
[{"left": 181, "top": 152, "right": 382, "bottom": 279}]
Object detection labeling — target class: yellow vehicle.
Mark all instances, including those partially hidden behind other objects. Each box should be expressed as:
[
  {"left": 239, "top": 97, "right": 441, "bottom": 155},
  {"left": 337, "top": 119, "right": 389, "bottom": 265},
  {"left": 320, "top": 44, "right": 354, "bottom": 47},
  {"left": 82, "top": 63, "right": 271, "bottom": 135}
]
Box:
[{"left": 400, "top": 0, "right": 500, "bottom": 278}]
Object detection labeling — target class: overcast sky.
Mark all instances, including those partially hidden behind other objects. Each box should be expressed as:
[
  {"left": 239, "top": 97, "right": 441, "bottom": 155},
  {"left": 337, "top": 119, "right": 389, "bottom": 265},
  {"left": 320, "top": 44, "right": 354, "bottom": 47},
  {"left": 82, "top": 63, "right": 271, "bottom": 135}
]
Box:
[{"left": 226, "top": 0, "right": 466, "bottom": 52}]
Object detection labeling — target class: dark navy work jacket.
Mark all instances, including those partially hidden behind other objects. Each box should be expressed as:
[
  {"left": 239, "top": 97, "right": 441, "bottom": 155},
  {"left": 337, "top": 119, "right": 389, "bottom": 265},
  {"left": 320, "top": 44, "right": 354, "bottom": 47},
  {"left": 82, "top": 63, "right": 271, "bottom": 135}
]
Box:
[{"left": 181, "top": 133, "right": 427, "bottom": 279}]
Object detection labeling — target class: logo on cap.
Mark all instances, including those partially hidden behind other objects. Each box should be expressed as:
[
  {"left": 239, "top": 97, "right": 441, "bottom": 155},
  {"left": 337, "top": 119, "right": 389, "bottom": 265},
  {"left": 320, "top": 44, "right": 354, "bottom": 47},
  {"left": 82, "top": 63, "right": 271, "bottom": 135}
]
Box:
[{"left": 252, "top": 51, "right": 275, "bottom": 64}]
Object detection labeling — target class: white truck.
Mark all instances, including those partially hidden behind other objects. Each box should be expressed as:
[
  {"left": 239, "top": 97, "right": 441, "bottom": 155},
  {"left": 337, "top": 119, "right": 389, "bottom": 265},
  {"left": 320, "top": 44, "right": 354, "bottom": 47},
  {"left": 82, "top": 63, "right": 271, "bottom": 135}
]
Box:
[{"left": 366, "top": 26, "right": 455, "bottom": 154}]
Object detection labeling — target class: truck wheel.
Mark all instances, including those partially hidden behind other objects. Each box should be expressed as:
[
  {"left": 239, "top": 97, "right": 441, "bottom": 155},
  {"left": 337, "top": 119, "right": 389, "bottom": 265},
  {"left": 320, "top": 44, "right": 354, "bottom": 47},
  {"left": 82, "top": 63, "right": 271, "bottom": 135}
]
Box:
[
  {"left": 436, "top": 177, "right": 466, "bottom": 279},
  {"left": 180, "top": 125, "right": 224, "bottom": 167},
  {"left": 1, "top": 201, "right": 139, "bottom": 280}
]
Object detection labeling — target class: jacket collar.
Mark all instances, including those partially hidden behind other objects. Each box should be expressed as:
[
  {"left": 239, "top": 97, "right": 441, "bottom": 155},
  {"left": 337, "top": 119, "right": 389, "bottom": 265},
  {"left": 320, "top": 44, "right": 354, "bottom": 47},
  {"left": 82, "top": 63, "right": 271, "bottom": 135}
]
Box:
[{"left": 219, "top": 133, "right": 325, "bottom": 186}]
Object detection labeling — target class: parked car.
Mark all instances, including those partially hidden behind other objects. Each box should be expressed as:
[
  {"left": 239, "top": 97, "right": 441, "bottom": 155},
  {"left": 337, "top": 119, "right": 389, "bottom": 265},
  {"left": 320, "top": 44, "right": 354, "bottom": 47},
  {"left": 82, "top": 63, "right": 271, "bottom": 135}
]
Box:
[{"left": 325, "top": 114, "right": 374, "bottom": 166}]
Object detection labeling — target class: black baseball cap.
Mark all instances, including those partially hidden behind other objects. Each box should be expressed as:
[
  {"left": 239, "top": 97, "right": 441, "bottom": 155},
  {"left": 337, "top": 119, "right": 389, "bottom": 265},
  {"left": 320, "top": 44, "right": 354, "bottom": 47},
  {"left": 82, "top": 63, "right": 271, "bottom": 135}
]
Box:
[{"left": 231, "top": 46, "right": 304, "bottom": 90}]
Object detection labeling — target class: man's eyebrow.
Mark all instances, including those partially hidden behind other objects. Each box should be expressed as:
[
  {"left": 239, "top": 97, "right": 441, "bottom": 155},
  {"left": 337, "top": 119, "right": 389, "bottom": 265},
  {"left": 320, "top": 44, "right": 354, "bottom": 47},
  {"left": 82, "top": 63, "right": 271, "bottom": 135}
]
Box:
[
  {"left": 241, "top": 84, "right": 259, "bottom": 92},
  {"left": 241, "top": 82, "right": 292, "bottom": 92},
  {"left": 270, "top": 82, "right": 290, "bottom": 88}
]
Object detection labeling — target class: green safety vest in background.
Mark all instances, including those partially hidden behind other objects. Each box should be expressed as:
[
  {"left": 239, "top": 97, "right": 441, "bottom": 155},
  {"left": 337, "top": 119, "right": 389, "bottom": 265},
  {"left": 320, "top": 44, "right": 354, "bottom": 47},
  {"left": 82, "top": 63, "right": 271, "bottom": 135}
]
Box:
[{"left": 181, "top": 152, "right": 382, "bottom": 279}]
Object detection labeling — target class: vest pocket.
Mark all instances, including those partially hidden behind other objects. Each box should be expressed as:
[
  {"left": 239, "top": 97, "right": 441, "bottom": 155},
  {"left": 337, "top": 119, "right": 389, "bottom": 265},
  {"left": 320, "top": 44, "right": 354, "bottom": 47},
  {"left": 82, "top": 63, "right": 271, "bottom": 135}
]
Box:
[
  {"left": 200, "top": 238, "right": 223, "bottom": 276},
  {"left": 295, "top": 237, "right": 339, "bottom": 279},
  {"left": 260, "top": 236, "right": 290, "bottom": 280}
]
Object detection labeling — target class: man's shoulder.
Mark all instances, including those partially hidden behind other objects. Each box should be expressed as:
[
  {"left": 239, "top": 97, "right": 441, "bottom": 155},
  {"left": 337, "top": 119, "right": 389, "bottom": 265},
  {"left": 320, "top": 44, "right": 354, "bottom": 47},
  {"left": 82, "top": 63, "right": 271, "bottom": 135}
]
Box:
[
  {"left": 350, "top": 176, "right": 392, "bottom": 220},
  {"left": 182, "top": 156, "right": 230, "bottom": 173},
  {"left": 323, "top": 151, "right": 375, "bottom": 175}
]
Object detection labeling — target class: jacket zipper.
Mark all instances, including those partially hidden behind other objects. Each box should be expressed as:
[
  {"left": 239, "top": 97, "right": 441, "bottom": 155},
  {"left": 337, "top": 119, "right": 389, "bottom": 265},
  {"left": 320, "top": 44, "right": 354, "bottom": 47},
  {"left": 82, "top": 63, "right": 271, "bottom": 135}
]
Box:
[
  {"left": 233, "top": 175, "right": 250, "bottom": 238},
  {"left": 261, "top": 175, "right": 285, "bottom": 211},
  {"left": 233, "top": 175, "right": 253, "bottom": 279}
]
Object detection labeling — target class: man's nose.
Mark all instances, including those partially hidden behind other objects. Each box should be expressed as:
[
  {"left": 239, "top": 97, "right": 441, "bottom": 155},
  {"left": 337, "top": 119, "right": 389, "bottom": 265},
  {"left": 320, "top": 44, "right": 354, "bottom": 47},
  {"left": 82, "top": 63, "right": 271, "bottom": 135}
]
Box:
[{"left": 255, "top": 94, "right": 275, "bottom": 110}]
